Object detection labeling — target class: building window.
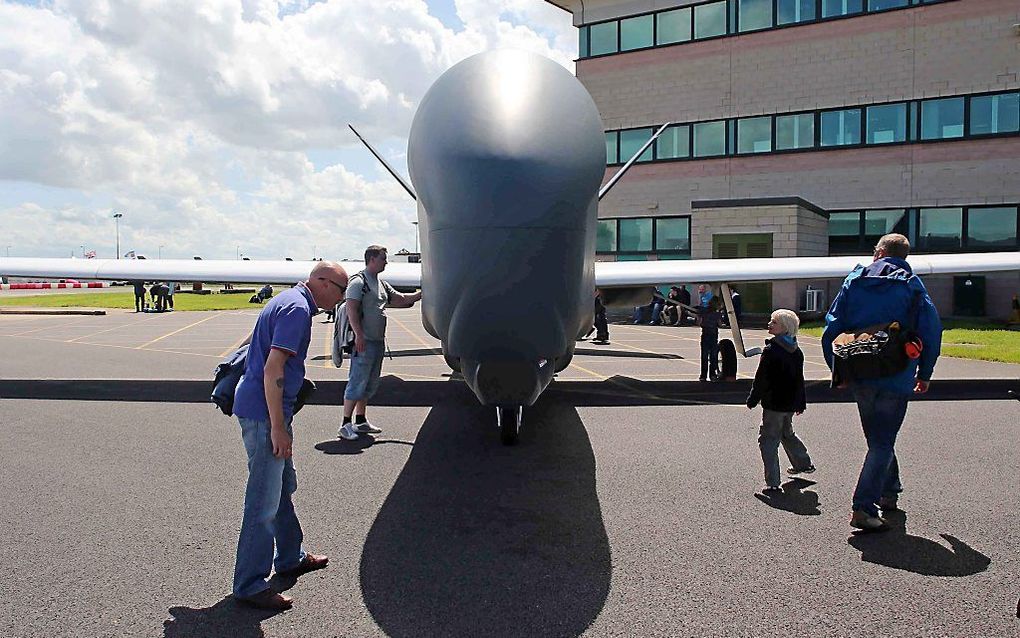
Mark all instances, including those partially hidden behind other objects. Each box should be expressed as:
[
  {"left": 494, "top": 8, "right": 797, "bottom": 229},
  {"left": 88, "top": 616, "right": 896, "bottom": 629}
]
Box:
[
  {"left": 917, "top": 207, "right": 963, "bottom": 251},
  {"left": 605, "top": 131, "right": 618, "bottom": 164},
  {"left": 657, "top": 124, "right": 690, "bottom": 159},
  {"left": 864, "top": 209, "right": 908, "bottom": 248},
  {"left": 738, "top": 0, "right": 773, "bottom": 31},
  {"left": 597, "top": 220, "right": 617, "bottom": 252},
  {"left": 620, "top": 14, "right": 654, "bottom": 51},
  {"left": 967, "top": 206, "right": 1018, "bottom": 249},
  {"left": 737, "top": 116, "right": 773, "bottom": 153},
  {"left": 920, "top": 97, "right": 964, "bottom": 140},
  {"left": 619, "top": 218, "right": 653, "bottom": 252},
  {"left": 970, "top": 92, "right": 1020, "bottom": 135},
  {"left": 777, "top": 0, "right": 816, "bottom": 24},
  {"left": 655, "top": 218, "right": 691, "bottom": 252},
  {"left": 578, "top": 27, "right": 590, "bottom": 58},
  {"left": 589, "top": 21, "right": 618, "bottom": 56},
  {"left": 866, "top": 103, "right": 906, "bottom": 144},
  {"left": 821, "top": 0, "right": 863, "bottom": 18},
  {"left": 868, "top": 0, "right": 908, "bottom": 10},
  {"left": 775, "top": 113, "right": 814, "bottom": 150},
  {"left": 694, "top": 1, "right": 727, "bottom": 39},
  {"left": 829, "top": 211, "right": 862, "bottom": 253},
  {"left": 656, "top": 7, "right": 692, "bottom": 44},
  {"left": 693, "top": 120, "right": 726, "bottom": 157},
  {"left": 820, "top": 108, "right": 861, "bottom": 146},
  {"left": 619, "top": 128, "right": 655, "bottom": 163}
]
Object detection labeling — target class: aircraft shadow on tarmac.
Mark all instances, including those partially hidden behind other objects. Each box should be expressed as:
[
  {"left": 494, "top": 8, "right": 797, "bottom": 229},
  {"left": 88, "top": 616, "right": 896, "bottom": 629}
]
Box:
[
  {"left": 847, "top": 510, "right": 991, "bottom": 577},
  {"left": 5, "top": 376, "right": 1018, "bottom": 406},
  {"left": 356, "top": 393, "right": 612, "bottom": 638},
  {"left": 753, "top": 478, "right": 821, "bottom": 515},
  {"left": 309, "top": 347, "right": 684, "bottom": 361}
]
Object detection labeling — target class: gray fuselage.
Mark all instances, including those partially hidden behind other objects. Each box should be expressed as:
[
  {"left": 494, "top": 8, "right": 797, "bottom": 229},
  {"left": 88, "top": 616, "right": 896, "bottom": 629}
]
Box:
[{"left": 407, "top": 50, "right": 606, "bottom": 407}]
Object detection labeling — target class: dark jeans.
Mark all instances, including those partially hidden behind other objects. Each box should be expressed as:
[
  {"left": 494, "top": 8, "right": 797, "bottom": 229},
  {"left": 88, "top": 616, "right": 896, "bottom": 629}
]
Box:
[
  {"left": 851, "top": 384, "right": 909, "bottom": 517},
  {"left": 134, "top": 293, "right": 145, "bottom": 312},
  {"left": 594, "top": 307, "right": 609, "bottom": 341},
  {"left": 700, "top": 330, "right": 719, "bottom": 379}
]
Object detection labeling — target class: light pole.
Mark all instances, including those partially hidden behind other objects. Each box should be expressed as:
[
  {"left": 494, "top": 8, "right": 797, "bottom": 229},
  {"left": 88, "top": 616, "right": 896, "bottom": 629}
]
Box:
[
  {"left": 412, "top": 221, "right": 419, "bottom": 254},
  {"left": 158, "top": 244, "right": 165, "bottom": 259},
  {"left": 236, "top": 245, "right": 240, "bottom": 260},
  {"left": 5, "top": 246, "right": 10, "bottom": 258},
  {"left": 113, "top": 212, "right": 123, "bottom": 259}
]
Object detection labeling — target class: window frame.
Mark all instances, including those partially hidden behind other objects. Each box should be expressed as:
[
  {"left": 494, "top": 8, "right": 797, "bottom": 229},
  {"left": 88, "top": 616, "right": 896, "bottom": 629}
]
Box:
[{"left": 596, "top": 216, "right": 693, "bottom": 257}]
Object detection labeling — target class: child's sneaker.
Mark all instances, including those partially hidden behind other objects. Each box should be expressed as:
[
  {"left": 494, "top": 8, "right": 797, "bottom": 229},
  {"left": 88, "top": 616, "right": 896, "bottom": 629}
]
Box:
[{"left": 337, "top": 423, "right": 359, "bottom": 441}]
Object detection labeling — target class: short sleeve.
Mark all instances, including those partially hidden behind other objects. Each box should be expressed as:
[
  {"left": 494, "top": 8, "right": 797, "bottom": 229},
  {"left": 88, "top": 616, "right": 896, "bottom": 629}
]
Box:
[
  {"left": 382, "top": 281, "right": 398, "bottom": 303},
  {"left": 345, "top": 274, "right": 365, "bottom": 303},
  {"left": 271, "top": 305, "right": 310, "bottom": 356}
]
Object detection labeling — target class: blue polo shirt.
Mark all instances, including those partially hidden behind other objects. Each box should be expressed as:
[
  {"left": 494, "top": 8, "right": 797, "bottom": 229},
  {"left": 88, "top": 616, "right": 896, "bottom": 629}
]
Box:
[{"left": 234, "top": 283, "right": 318, "bottom": 421}]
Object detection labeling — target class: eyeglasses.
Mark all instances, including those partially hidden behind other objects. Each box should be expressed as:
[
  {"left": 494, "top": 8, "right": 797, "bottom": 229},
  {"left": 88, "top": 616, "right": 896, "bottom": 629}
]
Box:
[{"left": 319, "top": 277, "right": 346, "bottom": 294}]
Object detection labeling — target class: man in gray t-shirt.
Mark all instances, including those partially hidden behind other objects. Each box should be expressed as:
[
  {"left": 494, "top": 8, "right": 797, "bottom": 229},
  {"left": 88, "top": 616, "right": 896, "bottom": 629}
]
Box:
[{"left": 338, "top": 245, "right": 422, "bottom": 441}]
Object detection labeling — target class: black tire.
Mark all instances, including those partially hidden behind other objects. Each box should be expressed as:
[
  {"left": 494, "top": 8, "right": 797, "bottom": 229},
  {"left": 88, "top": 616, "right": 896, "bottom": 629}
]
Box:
[
  {"left": 498, "top": 406, "right": 520, "bottom": 445},
  {"left": 718, "top": 338, "right": 738, "bottom": 381}
]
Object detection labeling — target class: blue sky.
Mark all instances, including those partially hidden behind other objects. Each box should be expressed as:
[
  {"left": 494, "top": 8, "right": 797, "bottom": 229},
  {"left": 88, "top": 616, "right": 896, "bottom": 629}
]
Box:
[{"left": 0, "top": 0, "right": 574, "bottom": 260}]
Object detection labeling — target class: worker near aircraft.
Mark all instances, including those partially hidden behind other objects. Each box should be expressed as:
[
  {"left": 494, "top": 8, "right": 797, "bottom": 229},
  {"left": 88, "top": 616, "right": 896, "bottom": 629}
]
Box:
[
  {"left": 338, "top": 246, "right": 422, "bottom": 440},
  {"left": 231, "top": 260, "right": 349, "bottom": 610}
]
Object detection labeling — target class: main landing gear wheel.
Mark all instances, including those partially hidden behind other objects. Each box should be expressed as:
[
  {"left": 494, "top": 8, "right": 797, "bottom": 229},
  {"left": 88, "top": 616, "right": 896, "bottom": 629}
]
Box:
[
  {"left": 718, "top": 338, "right": 738, "bottom": 381},
  {"left": 496, "top": 405, "right": 522, "bottom": 446}
]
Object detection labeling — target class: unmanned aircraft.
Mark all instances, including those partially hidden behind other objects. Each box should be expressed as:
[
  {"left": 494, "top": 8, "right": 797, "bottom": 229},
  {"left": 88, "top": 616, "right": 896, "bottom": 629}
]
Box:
[{"left": 3, "top": 50, "right": 1019, "bottom": 444}]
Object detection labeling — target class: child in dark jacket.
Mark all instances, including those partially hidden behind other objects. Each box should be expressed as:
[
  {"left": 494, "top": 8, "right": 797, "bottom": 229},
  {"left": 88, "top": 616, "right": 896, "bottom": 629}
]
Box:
[{"left": 747, "top": 309, "right": 814, "bottom": 494}]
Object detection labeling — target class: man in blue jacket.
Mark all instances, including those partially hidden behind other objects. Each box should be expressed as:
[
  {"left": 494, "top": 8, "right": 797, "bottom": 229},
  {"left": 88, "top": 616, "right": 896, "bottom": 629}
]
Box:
[{"left": 822, "top": 233, "right": 942, "bottom": 532}]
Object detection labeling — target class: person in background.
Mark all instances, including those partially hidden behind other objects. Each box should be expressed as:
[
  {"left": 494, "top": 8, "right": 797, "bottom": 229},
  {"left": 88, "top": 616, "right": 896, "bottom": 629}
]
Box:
[
  {"left": 165, "top": 281, "right": 176, "bottom": 311},
  {"left": 747, "top": 309, "right": 814, "bottom": 495},
  {"left": 695, "top": 296, "right": 723, "bottom": 382},
  {"left": 132, "top": 280, "right": 146, "bottom": 312},
  {"left": 698, "top": 284, "right": 713, "bottom": 308}
]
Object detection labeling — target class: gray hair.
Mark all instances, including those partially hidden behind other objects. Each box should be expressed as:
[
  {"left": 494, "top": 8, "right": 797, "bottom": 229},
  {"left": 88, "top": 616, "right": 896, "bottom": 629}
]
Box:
[
  {"left": 875, "top": 233, "right": 910, "bottom": 259},
  {"left": 770, "top": 309, "right": 800, "bottom": 337}
]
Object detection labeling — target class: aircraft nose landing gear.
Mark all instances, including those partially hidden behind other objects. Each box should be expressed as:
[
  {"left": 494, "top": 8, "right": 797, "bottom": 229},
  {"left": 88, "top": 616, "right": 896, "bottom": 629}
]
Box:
[{"left": 496, "top": 405, "right": 523, "bottom": 445}]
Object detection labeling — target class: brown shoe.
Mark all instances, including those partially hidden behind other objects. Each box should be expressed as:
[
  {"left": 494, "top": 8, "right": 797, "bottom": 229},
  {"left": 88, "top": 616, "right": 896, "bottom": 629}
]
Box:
[
  {"left": 236, "top": 589, "right": 293, "bottom": 611},
  {"left": 276, "top": 553, "right": 329, "bottom": 579}
]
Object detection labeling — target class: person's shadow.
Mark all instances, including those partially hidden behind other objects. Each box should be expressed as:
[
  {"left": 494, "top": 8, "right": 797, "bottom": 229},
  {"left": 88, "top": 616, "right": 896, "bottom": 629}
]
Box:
[
  {"left": 847, "top": 510, "right": 991, "bottom": 576},
  {"left": 163, "top": 596, "right": 285, "bottom": 638},
  {"left": 358, "top": 393, "right": 612, "bottom": 637},
  {"left": 753, "top": 478, "right": 821, "bottom": 515}
]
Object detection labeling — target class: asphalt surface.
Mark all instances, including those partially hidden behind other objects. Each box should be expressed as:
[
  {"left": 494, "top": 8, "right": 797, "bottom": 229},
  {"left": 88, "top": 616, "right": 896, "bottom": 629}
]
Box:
[{"left": 1, "top": 307, "right": 1019, "bottom": 637}]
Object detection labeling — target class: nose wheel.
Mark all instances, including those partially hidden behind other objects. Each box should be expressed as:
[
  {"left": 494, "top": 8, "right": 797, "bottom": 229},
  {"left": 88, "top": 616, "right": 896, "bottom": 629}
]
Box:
[{"left": 496, "top": 405, "right": 522, "bottom": 445}]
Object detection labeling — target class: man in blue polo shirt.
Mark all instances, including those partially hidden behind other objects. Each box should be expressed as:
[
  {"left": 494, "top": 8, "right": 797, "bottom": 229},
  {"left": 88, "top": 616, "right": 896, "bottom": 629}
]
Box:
[{"left": 232, "top": 261, "right": 348, "bottom": 610}]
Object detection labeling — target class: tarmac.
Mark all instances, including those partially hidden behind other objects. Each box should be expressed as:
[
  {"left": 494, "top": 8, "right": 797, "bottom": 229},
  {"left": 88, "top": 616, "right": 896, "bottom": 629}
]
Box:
[{"left": 1, "top": 305, "right": 1019, "bottom": 637}]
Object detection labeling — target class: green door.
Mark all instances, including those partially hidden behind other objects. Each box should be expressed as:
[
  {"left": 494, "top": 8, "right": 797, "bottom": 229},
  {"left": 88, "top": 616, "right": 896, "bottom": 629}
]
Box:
[{"left": 713, "top": 233, "right": 773, "bottom": 314}]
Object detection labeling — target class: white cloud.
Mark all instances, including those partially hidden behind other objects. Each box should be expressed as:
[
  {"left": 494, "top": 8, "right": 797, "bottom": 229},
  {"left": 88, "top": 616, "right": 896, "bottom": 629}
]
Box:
[{"left": 0, "top": 0, "right": 574, "bottom": 260}]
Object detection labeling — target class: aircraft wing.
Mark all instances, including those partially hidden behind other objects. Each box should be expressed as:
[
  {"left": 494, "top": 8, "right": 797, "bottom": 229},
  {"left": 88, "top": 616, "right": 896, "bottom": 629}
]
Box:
[
  {"left": 0, "top": 258, "right": 424, "bottom": 288},
  {"left": 593, "top": 252, "right": 1020, "bottom": 287}
]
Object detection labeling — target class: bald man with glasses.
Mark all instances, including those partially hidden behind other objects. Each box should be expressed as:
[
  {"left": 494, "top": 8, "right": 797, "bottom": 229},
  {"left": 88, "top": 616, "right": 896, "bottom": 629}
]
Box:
[{"left": 231, "top": 261, "right": 348, "bottom": 610}]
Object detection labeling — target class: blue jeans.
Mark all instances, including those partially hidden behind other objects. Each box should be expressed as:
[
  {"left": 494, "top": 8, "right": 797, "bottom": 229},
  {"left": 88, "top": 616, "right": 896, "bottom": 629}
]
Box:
[
  {"left": 233, "top": 417, "right": 305, "bottom": 598},
  {"left": 700, "top": 331, "right": 719, "bottom": 379},
  {"left": 851, "top": 385, "right": 909, "bottom": 517},
  {"left": 344, "top": 339, "right": 385, "bottom": 401}
]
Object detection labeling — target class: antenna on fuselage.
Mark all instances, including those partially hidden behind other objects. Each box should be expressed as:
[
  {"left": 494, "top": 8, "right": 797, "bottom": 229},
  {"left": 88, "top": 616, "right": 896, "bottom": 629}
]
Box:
[
  {"left": 598, "top": 122, "right": 671, "bottom": 201},
  {"left": 348, "top": 124, "right": 417, "bottom": 202}
]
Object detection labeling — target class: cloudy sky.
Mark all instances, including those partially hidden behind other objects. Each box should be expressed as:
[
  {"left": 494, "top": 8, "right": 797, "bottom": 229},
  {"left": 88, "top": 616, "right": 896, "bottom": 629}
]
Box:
[{"left": 0, "top": 0, "right": 574, "bottom": 260}]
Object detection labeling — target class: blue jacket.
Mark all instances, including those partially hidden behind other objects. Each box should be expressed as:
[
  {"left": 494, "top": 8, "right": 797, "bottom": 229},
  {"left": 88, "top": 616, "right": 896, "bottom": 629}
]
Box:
[{"left": 822, "top": 257, "right": 942, "bottom": 395}]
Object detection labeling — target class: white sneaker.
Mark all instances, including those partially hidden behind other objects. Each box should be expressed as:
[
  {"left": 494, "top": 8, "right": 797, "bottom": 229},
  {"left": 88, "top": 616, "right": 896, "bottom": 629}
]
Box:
[
  {"left": 337, "top": 423, "right": 359, "bottom": 440},
  {"left": 353, "top": 421, "right": 382, "bottom": 434}
]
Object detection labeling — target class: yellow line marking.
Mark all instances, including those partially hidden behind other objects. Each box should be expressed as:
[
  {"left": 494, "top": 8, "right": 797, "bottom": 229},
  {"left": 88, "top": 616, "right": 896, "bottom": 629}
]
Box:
[
  {"left": 220, "top": 328, "right": 253, "bottom": 358},
  {"left": 568, "top": 361, "right": 607, "bottom": 381},
  {"left": 68, "top": 314, "right": 162, "bottom": 343},
  {"left": 9, "top": 317, "right": 91, "bottom": 336},
  {"left": 389, "top": 313, "right": 437, "bottom": 351},
  {"left": 136, "top": 312, "right": 223, "bottom": 350},
  {"left": 0, "top": 333, "right": 226, "bottom": 359}
]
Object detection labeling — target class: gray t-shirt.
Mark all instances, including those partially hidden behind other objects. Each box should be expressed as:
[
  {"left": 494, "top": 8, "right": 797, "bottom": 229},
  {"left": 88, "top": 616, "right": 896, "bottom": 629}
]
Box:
[{"left": 346, "top": 271, "right": 396, "bottom": 341}]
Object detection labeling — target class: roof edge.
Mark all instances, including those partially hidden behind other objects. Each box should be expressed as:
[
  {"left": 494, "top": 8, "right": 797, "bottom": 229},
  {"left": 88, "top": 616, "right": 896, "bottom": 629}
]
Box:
[{"left": 692, "top": 197, "right": 828, "bottom": 218}]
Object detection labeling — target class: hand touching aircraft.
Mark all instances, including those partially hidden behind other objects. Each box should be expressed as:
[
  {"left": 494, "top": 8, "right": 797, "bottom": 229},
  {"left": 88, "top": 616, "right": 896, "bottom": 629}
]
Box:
[{"left": 3, "top": 50, "right": 1019, "bottom": 444}]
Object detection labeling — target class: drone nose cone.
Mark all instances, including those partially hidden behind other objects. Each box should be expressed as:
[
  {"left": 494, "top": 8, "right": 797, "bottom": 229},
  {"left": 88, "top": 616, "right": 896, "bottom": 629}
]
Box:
[
  {"left": 461, "top": 357, "right": 550, "bottom": 407},
  {"left": 407, "top": 49, "right": 605, "bottom": 229}
]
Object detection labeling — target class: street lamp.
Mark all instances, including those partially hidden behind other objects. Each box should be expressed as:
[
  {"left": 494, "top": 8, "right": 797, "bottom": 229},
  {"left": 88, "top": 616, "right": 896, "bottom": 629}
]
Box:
[
  {"left": 113, "top": 212, "right": 123, "bottom": 259},
  {"left": 5, "top": 246, "right": 10, "bottom": 258},
  {"left": 158, "top": 244, "right": 165, "bottom": 259},
  {"left": 412, "top": 221, "right": 419, "bottom": 254}
]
